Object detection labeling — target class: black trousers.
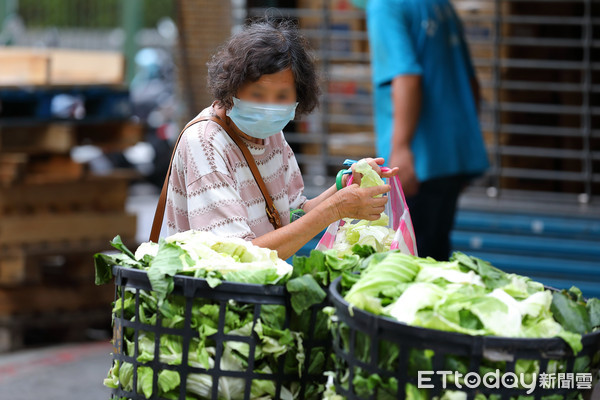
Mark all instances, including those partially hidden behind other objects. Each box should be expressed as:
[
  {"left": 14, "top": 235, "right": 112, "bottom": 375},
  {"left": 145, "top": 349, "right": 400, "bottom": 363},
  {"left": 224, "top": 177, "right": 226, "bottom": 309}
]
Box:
[{"left": 405, "top": 175, "right": 470, "bottom": 261}]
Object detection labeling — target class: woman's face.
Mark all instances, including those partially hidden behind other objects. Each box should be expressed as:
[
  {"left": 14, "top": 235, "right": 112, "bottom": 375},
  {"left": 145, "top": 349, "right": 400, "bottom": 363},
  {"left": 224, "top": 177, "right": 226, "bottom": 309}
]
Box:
[{"left": 236, "top": 68, "right": 297, "bottom": 105}]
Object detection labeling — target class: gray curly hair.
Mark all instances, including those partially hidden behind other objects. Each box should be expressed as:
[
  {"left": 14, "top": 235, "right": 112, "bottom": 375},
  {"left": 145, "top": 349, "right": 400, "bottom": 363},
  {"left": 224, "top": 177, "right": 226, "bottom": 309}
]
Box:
[{"left": 207, "top": 19, "right": 320, "bottom": 115}]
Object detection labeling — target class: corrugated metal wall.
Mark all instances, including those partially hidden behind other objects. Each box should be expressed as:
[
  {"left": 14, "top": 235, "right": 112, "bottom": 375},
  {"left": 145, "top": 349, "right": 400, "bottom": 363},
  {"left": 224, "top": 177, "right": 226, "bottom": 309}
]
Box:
[
  {"left": 248, "top": 0, "right": 600, "bottom": 210},
  {"left": 246, "top": 0, "right": 600, "bottom": 298}
]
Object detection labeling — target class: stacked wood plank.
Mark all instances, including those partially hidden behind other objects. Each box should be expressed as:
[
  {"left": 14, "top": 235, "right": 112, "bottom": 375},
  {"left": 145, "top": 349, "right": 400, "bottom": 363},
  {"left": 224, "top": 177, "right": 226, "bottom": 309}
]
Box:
[
  {"left": 0, "top": 47, "right": 125, "bottom": 86},
  {"left": 0, "top": 48, "right": 141, "bottom": 352}
]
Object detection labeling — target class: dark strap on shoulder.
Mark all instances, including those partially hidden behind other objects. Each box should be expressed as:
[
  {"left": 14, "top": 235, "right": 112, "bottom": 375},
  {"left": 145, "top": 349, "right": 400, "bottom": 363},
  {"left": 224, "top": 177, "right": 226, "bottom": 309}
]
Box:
[{"left": 149, "top": 115, "right": 281, "bottom": 242}]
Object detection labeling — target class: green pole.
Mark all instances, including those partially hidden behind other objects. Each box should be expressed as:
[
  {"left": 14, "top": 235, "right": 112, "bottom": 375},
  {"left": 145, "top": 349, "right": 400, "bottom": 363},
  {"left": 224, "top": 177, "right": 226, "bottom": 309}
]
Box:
[
  {"left": 0, "top": 0, "right": 19, "bottom": 45},
  {"left": 122, "top": 0, "right": 143, "bottom": 84}
]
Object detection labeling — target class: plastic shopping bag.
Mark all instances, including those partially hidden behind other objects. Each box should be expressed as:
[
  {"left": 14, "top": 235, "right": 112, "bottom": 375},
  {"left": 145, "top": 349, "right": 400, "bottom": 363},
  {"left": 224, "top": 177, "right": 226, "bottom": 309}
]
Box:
[{"left": 316, "top": 168, "right": 418, "bottom": 256}]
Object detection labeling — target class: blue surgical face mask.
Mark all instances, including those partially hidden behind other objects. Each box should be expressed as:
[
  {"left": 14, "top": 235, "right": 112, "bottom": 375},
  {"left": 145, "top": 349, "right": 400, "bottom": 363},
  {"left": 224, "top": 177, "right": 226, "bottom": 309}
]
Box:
[{"left": 227, "top": 97, "right": 298, "bottom": 139}]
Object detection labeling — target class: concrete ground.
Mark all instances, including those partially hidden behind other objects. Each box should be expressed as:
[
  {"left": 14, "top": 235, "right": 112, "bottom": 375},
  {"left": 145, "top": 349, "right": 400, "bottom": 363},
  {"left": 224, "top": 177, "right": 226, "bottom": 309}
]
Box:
[
  {"left": 0, "top": 341, "right": 113, "bottom": 400},
  {"left": 1, "top": 340, "right": 598, "bottom": 400}
]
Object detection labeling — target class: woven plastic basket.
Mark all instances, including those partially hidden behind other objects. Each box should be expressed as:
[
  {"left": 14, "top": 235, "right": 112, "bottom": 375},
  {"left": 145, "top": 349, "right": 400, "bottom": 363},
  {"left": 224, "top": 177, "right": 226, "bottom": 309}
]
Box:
[
  {"left": 107, "top": 265, "right": 331, "bottom": 400},
  {"left": 328, "top": 277, "right": 600, "bottom": 400}
]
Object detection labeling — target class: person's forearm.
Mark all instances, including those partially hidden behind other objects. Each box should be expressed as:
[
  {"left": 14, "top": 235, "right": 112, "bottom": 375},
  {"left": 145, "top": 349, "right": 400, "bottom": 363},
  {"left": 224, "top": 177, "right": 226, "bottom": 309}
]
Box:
[
  {"left": 252, "top": 198, "right": 339, "bottom": 259},
  {"left": 391, "top": 75, "right": 422, "bottom": 148},
  {"left": 302, "top": 184, "right": 338, "bottom": 213}
]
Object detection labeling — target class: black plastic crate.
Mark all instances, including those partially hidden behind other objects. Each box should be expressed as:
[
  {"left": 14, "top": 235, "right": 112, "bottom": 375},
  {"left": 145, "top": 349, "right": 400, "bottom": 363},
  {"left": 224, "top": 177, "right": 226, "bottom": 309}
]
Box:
[
  {"left": 107, "top": 265, "right": 330, "bottom": 400},
  {"left": 328, "top": 277, "right": 600, "bottom": 400}
]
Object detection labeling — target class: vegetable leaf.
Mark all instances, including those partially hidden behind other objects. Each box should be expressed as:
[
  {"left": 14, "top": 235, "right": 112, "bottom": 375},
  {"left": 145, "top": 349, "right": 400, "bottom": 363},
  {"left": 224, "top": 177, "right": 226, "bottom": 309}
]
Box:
[
  {"left": 94, "top": 253, "right": 116, "bottom": 285},
  {"left": 110, "top": 235, "right": 136, "bottom": 260},
  {"left": 286, "top": 275, "right": 327, "bottom": 315},
  {"left": 587, "top": 298, "right": 600, "bottom": 329},
  {"left": 551, "top": 292, "right": 592, "bottom": 334},
  {"left": 147, "top": 240, "right": 194, "bottom": 305}
]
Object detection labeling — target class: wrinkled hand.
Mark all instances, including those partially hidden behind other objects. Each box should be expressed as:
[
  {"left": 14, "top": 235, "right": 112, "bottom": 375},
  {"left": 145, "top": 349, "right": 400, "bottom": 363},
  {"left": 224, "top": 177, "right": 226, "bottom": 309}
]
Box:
[
  {"left": 332, "top": 184, "right": 390, "bottom": 221},
  {"left": 388, "top": 147, "right": 419, "bottom": 196},
  {"left": 349, "top": 157, "right": 400, "bottom": 186}
]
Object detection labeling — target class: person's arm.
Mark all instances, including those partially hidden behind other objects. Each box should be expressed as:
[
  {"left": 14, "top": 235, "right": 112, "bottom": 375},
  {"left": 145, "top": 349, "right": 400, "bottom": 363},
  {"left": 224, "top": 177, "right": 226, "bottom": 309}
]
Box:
[
  {"left": 388, "top": 74, "right": 421, "bottom": 196},
  {"left": 253, "top": 184, "right": 390, "bottom": 259},
  {"left": 302, "top": 183, "right": 338, "bottom": 213}
]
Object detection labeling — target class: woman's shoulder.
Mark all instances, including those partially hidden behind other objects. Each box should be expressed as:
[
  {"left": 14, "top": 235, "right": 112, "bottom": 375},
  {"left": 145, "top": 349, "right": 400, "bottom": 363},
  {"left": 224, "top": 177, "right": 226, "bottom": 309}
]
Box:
[
  {"left": 174, "top": 105, "right": 235, "bottom": 177},
  {"left": 182, "top": 105, "right": 220, "bottom": 133},
  {"left": 179, "top": 106, "right": 229, "bottom": 147}
]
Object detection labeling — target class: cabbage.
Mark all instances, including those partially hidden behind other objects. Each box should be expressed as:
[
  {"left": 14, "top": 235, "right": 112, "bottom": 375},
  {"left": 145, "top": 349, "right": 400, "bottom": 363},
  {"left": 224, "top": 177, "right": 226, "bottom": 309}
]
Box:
[
  {"left": 95, "top": 236, "right": 373, "bottom": 400},
  {"left": 331, "top": 251, "right": 598, "bottom": 399},
  {"left": 165, "top": 229, "right": 292, "bottom": 280},
  {"left": 353, "top": 158, "right": 385, "bottom": 191},
  {"left": 332, "top": 160, "right": 395, "bottom": 255},
  {"left": 340, "top": 251, "right": 591, "bottom": 354}
]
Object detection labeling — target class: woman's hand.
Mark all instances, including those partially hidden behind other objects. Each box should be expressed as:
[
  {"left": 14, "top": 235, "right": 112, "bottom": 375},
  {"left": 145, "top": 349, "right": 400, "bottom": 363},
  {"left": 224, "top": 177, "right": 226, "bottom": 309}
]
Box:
[
  {"left": 349, "top": 157, "right": 400, "bottom": 186},
  {"left": 331, "top": 184, "right": 390, "bottom": 221}
]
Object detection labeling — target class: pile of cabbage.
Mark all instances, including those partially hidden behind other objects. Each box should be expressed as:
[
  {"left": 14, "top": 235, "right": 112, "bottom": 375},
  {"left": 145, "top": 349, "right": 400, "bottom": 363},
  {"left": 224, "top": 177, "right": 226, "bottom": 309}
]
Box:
[
  {"left": 96, "top": 230, "right": 293, "bottom": 303},
  {"left": 342, "top": 251, "right": 599, "bottom": 352},
  {"left": 326, "top": 250, "right": 600, "bottom": 400},
  {"left": 95, "top": 232, "right": 372, "bottom": 400}
]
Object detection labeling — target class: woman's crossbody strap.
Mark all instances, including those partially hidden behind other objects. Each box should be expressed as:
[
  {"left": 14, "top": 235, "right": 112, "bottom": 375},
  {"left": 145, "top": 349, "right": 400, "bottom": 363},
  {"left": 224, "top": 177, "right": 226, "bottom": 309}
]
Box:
[{"left": 149, "top": 116, "right": 281, "bottom": 242}]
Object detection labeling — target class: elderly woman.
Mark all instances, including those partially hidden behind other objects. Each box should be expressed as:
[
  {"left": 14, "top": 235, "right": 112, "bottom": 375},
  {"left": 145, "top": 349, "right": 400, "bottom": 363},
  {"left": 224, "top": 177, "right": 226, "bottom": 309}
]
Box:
[{"left": 165, "top": 20, "right": 397, "bottom": 259}]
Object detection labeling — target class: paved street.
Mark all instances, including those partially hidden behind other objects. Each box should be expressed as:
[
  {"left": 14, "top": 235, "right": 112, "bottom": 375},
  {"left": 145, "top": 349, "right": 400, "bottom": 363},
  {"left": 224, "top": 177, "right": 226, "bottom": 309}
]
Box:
[{"left": 0, "top": 341, "right": 113, "bottom": 400}]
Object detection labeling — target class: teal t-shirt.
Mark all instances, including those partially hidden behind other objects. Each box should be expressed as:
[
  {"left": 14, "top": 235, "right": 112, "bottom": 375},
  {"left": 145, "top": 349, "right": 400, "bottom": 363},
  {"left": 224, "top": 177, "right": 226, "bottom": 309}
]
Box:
[{"left": 366, "top": 0, "right": 489, "bottom": 181}]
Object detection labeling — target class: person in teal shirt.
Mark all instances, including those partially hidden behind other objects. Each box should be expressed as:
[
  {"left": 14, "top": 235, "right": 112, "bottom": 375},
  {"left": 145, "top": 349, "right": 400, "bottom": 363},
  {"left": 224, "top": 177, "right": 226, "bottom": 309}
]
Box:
[{"left": 355, "top": 0, "right": 489, "bottom": 260}]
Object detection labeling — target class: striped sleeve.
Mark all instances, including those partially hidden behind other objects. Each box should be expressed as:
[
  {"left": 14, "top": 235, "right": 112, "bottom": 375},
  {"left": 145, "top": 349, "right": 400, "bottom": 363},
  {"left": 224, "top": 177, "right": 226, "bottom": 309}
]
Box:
[{"left": 283, "top": 141, "right": 308, "bottom": 211}]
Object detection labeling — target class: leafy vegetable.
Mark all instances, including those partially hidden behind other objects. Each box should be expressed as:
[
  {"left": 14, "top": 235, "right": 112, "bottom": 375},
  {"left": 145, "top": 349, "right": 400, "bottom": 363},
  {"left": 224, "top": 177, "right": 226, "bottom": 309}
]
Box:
[
  {"left": 331, "top": 160, "right": 396, "bottom": 255},
  {"left": 550, "top": 291, "right": 592, "bottom": 335},
  {"left": 329, "top": 250, "right": 599, "bottom": 399},
  {"left": 587, "top": 297, "right": 600, "bottom": 329},
  {"left": 340, "top": 251, "right": 596, "bottom": 354},
  {"left": 286, "top": 275, "right": 327, "bottom": 315},
  {"left": 354, "top": 159, "right": 385, "bottom": 189},
  {"left": 95, "top": 231, "right": 293, "bottom": 303},
  {"left": 97, "top": 231, "right": 374, "bottom": 400},
  {"left": 344, "top": 252, "right": 420, "bottom": 314}
]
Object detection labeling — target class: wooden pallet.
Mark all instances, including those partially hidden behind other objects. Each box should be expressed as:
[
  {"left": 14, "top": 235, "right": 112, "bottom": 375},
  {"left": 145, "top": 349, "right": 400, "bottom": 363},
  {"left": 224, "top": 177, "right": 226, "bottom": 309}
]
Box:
[
  {"left": 0, "top": 175, "right": 131, "bottom": 215},
  {"left": 0, "top": 278, "right": 115, "bottom": 317},
  {"left": 0, "top": 47, "right": 125, "bottom": 87},
  {"left": 0, "top": 153, "right": 27, "bottom": 186},
  {"left": 0, "top": 86, "right": 131, "bottom": 120},
  {"left": 0, "top": 124, "right": 74, "bottom": 154},
  {"left": 0, "top": 122, "right": 143, "bottom": 154},
  {"left": 0, "top": 308, "right": 112, "bottom": 352},
  {"left": 22, "top": 154, "right": 87, "bottom": 184},
  {"left": 75, "top": 122, "right": 144, "bottom": 152},
  {"left": 0, "top": 239, "right": 131, "bottom": 286},
  {"left": 0, "top": 211, "right": 137, "bottom": 246}
]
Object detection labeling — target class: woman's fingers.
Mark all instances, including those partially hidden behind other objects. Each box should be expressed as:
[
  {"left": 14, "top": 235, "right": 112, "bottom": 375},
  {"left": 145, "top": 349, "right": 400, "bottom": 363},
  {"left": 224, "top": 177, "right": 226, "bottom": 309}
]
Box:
[
  {"left": 349, "top": 157, "right": 397, "bottom": 185},
  {"left": 381, "top": 166, "right": 400, "bottom": 178},
  {"left": 365, "top": 158, "right": 382, "bottom": 175},
  {"left": 372, "top": 197, "right": 388, "bottom": 208},
  {"left": 364, "top": 184, "right": 391, "bottom": 197}
]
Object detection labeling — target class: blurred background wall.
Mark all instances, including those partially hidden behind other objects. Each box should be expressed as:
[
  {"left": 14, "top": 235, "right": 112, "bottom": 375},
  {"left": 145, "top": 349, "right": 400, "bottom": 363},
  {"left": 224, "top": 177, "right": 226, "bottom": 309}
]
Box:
[{"left": 0, "top": 0, "right": 599, "bottom": 353}]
